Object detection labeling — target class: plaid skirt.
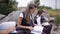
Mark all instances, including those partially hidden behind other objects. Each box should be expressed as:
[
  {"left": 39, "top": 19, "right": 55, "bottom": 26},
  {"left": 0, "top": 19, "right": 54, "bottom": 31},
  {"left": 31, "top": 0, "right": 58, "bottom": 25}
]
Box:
[
  {"left": 16, "top": 27, "right": 31, "bottom": 34},
  {"left": 42, "top": 24, "right": 52, "bottom": 34}
]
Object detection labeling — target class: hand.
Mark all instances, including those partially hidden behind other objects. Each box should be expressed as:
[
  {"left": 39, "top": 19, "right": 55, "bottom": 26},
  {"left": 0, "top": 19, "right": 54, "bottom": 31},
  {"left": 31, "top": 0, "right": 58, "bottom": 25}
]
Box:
[{"left": 28, "top": 26, "right": 33, "bottom": 30}]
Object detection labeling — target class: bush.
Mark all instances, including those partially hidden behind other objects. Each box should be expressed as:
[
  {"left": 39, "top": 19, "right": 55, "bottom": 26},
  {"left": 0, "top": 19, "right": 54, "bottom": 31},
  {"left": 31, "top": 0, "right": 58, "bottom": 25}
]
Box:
[
  {"left": 54, "top": 15, "right": 60, "bottom": 29},
  {"left": 0, "top": 0, "right": 18, "bottom": 15},
  {"left": 38, "top": 6, "right": 52, "bottom": 10}
]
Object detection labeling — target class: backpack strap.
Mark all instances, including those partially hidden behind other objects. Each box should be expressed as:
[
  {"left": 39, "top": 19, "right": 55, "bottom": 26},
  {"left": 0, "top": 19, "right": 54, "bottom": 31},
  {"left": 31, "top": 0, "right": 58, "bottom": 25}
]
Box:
[
  {"left": 22, "top": 12, "right": 25, "bottom": 18},
  {"left": 34, "top": 16, "right": 37, "bottom": 24}
]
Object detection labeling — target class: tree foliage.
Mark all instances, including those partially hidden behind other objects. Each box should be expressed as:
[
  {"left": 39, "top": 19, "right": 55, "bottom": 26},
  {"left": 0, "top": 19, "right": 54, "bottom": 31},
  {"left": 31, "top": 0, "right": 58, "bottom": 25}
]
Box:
[
  {"left": 34, "top": 0, "right": 40, "bottom": 8},
  {"left": 0, "top": 0, "right": 18, "bottom": 15}
]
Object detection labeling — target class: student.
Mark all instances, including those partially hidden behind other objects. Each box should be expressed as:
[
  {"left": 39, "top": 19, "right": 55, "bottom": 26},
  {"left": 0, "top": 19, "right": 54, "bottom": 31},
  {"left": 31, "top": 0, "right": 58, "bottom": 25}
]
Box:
[
  {"left": 16, "top": 4, "right": 36, "bottom": 34},
  {"left": 34, "top": 10, "right": 47, "bottom": 25},
  {"left": 34, "top": 10, "right": 52, "bottom": 34}
]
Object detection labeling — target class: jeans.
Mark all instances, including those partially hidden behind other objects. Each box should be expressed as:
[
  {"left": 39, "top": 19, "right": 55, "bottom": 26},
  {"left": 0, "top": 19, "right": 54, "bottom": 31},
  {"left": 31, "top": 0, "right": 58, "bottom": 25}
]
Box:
[{"left": 0, "top": 21, "right": 16, "bottom": 30}]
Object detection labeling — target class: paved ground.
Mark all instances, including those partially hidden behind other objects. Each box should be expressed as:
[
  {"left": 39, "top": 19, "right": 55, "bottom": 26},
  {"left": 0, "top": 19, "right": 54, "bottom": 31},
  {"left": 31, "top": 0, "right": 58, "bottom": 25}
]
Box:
[{"left": 57, "top": 27, "right": 60, "bottom": 34}]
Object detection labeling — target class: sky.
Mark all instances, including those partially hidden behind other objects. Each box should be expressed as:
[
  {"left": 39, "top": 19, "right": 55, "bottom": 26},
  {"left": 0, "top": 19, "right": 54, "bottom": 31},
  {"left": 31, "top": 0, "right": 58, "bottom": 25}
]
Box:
[
  {"left": 40, "top": 0, "right": 55, "bottom": 9},
  {"left": 40, "top": 0, "right": 60, "bottom": 9},
  {"left": 16, "top": 0, "right": 60, "bottom": 9},
  {"left": 16, "top": 0, "right": 32, "bottom": 7}
]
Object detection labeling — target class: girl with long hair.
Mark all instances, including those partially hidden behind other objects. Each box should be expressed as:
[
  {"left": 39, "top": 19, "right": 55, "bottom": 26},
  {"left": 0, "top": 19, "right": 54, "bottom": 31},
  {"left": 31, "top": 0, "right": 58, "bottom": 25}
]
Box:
[{"left": 16, "top": 4, "right": 36, "bottom": 34}]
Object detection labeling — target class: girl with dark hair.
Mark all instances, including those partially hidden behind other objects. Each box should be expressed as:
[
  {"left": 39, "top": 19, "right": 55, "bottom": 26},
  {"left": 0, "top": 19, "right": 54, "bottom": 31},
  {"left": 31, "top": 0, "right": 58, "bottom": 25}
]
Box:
[
  {"left": 16, "top": 4, "right": 36, "bottom": 34},
  {"left": 34, "top": 10, "right": 52, "bottom": 34},
  {"left": 34, "top": 10, "right": 46, "bottom": 25},
  {"left": 31, "top": 10, "right": 46, "bottom": 34}
]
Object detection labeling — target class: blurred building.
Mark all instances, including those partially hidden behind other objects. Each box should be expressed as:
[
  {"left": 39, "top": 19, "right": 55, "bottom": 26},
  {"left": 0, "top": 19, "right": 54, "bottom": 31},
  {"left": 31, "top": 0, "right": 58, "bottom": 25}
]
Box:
[
  {"left": 40, "top": 0, "right": 60, "bottom": 9},
  {"left": 16, "top": 0, "right": 60, "bottom": 9}
]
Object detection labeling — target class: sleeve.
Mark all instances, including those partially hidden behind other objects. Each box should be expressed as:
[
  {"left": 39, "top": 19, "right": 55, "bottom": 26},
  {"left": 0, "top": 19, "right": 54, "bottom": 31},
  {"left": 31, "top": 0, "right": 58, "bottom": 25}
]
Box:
[
  {"left": 44, "top": 17, "right": 48, "bottom": 21},
  {"left": 19, "top": 13, "right": 23, "bottom": 18},
  {"left": 36, "top": 17, "right": 41, "bottom": 25}
]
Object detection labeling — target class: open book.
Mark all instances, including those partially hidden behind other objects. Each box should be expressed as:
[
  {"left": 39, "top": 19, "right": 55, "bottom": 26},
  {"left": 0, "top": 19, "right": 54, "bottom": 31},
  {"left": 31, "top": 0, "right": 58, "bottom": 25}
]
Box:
[{"left": 31, "top": 25, "right": 44, "bottom": 34}]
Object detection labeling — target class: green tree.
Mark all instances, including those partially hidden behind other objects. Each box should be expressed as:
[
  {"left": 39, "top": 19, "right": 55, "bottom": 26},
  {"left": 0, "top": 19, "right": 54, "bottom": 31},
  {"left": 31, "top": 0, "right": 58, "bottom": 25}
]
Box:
[
  {"left": 0, "top": 0, "right": 18, "bottom": 15},
  {"left": 34, "top": 0, "right": 40, "bottom": 8}
]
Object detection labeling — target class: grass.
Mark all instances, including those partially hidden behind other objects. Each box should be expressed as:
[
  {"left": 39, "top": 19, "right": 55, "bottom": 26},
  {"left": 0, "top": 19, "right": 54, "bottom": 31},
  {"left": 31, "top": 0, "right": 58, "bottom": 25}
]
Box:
[
  {"left": 42, "top": 8, "right": 60, "bottom": 28},
  {"left": 42, "top": 8, "right": 60, "bottom": 17}
]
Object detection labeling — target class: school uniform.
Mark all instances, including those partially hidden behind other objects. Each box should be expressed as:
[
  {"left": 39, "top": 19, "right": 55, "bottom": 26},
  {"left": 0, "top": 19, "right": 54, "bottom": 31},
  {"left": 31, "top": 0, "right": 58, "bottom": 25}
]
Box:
[
  {"left": 16, "top": 12, "right": 35, "bottom": 34},
  {"left": 34, "top": 15, "right": 52, "bottom": 34},
  {"left": 31, "top": 15, "right": 44, "bottom": 34}
]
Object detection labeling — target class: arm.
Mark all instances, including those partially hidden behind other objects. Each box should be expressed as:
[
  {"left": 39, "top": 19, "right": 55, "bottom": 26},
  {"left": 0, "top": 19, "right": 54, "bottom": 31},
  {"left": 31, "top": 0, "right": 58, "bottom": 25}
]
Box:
[
  {"left": 47, "top": 14, "right": 50, "bottom": 21},
  {"left": 17, "top": 17, "right": 28, "bottom": 29},
  {"left": 17, "top": 17, "right": 33, "bottom": 30}
]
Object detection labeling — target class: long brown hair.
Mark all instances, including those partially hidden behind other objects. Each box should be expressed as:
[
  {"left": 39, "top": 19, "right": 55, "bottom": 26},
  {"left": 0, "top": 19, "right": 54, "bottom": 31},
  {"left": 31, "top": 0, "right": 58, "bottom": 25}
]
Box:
[{"left": 25, "top": 4, "right": 36, "bottom": 23}]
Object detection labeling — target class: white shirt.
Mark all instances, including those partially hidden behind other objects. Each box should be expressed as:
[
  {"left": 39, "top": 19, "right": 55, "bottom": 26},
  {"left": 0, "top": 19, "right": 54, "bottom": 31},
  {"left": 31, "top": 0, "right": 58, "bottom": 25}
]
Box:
[
  {"left": 31, "top": 15, "right": 43, "bottom": 34},
  {"left": 36, "top": 15, "right": 50, "bottom": 26},
  {"left": 19, "top": 13, "right": 23, "bottom": 18},
  {"left": 19, "top": 12, "right": 35, "bottom": 22},
  {"left": 36, "top": 15, "right": 41, "bottom": 25}
]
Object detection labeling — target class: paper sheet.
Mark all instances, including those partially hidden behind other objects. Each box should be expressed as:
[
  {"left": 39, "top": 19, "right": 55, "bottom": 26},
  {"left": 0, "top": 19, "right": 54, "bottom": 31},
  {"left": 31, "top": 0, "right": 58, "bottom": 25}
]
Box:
[{"left": 31, "top": 25, "right": 44, "bottom": 34}]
